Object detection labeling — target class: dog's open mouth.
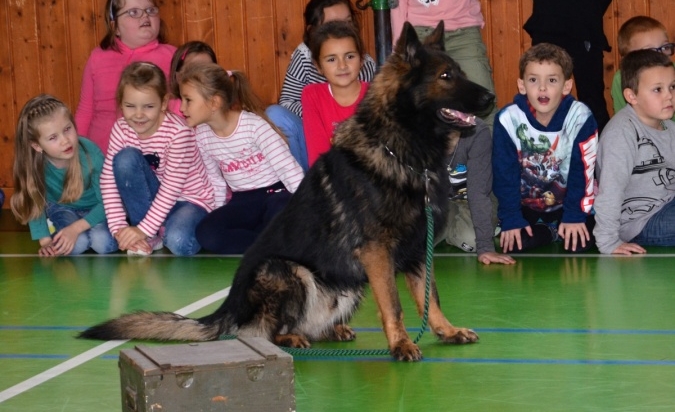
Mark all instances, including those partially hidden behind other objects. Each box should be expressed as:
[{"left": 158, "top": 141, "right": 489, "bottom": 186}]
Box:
[{"left": 439, "top": 108, "right": 477, "bottom": 127}]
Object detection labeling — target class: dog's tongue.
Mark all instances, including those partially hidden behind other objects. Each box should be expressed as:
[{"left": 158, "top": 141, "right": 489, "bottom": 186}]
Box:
[{"left": 440, "top": 108, "right": 477, "bottom": 126}]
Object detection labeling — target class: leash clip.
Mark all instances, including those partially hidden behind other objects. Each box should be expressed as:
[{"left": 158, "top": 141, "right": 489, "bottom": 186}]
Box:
[{"left": 424, "top": 169, "right": 430, "bottom": 205}]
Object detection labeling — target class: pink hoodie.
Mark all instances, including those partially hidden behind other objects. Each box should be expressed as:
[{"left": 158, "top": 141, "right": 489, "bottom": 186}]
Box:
[{"left": 75, "top": 38, "right": 176, "bottom": 154}]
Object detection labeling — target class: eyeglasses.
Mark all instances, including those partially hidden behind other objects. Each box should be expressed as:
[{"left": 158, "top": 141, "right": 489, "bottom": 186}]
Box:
[
  {"left": 649, "top": 43, "right": 675, "bottom": 56},
  {"left": 116, "top": 6, "right": 159, "bottom": 19}
]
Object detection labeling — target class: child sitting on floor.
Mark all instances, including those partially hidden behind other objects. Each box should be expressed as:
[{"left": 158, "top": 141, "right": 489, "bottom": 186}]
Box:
[
  {"left": 11, "top": 95, "right": 117, "bottom": 256},
  {"left": 594, "top": 49, "right": 675, "bottom": 255},
  {"left": 100, "top": 62, "right": 214, "bottom": 256},
  {"left": 492, "top": 43, "right": 598, "bottom": 253}
]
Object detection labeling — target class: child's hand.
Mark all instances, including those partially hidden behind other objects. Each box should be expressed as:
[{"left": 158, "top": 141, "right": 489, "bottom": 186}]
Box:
[
  {"left": 478, "top": 251, "right": 516, "bottom": 265},
  {"left": 115, "top": 226, "right": 148, "bottom": 251},
  {"left": 558, "top": 222, "right": 589, "bottom": 251},
  {"left": 38, "top": 237, "right": 57, "bottom": 257},
  {"left": 612, "top": 242, "right": 646, "bottom": 255},
  {"left": 128, "top": 239, "right": 152, "bottom": 254},
  {"left": 499, "top": 226, "right": 531, "bottom": 253},
  {"left": 51, "top": 225, "right": 81, "bottom": 255}
]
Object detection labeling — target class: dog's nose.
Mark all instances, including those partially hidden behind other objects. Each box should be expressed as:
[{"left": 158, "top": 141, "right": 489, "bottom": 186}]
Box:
[
  {"left": 474, "top": 91, "right": 495, "bottom": 116},
  {"left": 481, "top": 91, "right": 495, "bottom": 105}
]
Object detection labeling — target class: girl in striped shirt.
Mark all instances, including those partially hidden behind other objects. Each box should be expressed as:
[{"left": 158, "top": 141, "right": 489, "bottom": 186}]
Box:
[
  {"left": 100, "top": 62, "right": 215, "bottom": 256},
  {"left": 178, "top": 62, "right": 304, "bottom": 254}
]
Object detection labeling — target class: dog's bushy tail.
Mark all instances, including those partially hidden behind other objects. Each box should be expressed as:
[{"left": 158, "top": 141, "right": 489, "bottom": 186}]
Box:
[{"left": 78, "top": 311, "right": 222, "bottom": 342}]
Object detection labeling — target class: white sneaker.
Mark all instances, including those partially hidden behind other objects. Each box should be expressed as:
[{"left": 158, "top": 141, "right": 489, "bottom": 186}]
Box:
[{"left": 127, "top": 236, "right": 164, "bottom": 256}]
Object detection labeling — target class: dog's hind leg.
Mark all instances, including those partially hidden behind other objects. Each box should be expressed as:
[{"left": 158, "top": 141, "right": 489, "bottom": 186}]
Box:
[
  {"left": 404, "top": 264, "right": 479, "bottom": 344},
  {"left": 360, "top": 242, "right": 422, "bottom": 361},
  {"left": 319, "top": 323, "right": 356, "bottom": 342},
  {"left": 273, "top": 334, "right": 311, "bottom": 348}
]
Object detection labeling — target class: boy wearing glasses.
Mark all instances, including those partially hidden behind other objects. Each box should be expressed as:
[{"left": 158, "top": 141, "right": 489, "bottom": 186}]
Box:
[
  {"left": 595, "top": 50, "right": 675, "bottom": 254},
  {"left": 610, "top": 16, "right": 675, "bottom": 121}
]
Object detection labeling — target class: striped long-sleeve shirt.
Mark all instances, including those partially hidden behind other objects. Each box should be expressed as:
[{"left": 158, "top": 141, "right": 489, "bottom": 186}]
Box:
[
  {"left": 194, "top": 111, "right": 304, "bottom": 207},
  {"left": 278, "top": 42, "right": 376, "bottom": 118},
  {"left": 101, "top": 111, "right": 215, "bottom": 237}
]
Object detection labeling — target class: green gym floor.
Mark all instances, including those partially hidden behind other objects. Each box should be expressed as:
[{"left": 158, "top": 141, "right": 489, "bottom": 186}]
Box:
[{"left": 1, "top": 211, "right": 674, "bottom": 411}]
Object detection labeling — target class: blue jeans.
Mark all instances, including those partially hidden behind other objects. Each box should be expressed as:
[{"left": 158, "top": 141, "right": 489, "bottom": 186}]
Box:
[
  {"left": 112, "top": 147, "right": 208, "bottom": 256},
  {"left": 266, "top": 105, "right": 309, "bottom": 172},
  {"left": 46, "top": 203, "right": 118, "bottom": 255},
  {"left": 196, "top": 181, "right": 291, "bottom": 254},
  {"left": 631, "top": 198, "right": 675, "bottom": 246}
]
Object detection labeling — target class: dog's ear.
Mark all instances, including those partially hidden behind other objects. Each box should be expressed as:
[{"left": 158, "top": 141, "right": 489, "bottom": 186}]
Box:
[
  {"left": 395, "top": 21, "right": 424, "bottom": 66},
  {"left": 422, "top": 21, "right": 445, "bottom": 51}
]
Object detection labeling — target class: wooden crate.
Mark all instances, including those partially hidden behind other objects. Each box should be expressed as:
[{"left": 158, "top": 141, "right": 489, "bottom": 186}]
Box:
[{"left": 119, "top": 337, "right": 295, "bottom": 412}]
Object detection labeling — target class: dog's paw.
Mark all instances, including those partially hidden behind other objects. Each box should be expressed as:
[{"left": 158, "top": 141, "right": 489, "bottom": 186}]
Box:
[
  {"left": 333, "top": 324, "right": 356, "bottom": 341},
  {"left": 390, "top": 339, "right": 422, "bottom": 362},
  {"left": 274, "top": 333, "right": 311, "bottom": 348},
  {"left": 437, "top": 327, "right": 479, "bottom": 344}
]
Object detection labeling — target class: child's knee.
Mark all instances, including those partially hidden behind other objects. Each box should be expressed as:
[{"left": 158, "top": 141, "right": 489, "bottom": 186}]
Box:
[
  {"left": 164, "top": 228, "right": 200, "bottom": 256},
  {"left": 112, "top": 147, "right": 144, "bottom": 172},
  {"left": 89, "top": 226, "right": 118, "bottom": 254},
  {"left": 68, "top": 234, "right": 91, "bottom": 255}
]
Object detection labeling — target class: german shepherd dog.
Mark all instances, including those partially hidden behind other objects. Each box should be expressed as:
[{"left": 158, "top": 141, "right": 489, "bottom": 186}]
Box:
[{"left": 80, "top": 21, "right": 494, "bottom": 361}]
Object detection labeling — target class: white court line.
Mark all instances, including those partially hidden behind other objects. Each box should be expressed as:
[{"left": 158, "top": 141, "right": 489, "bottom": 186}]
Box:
[{"left": 0, "top": 287, "right": 231, "bottom": 403}]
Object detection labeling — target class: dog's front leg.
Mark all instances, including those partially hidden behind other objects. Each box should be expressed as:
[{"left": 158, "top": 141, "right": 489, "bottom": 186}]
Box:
[
  {"left": 360, "top": 242, "right": 421, "bottom": 361},
  {"left": 405, "top": 264, "right": 479, "bottom": 344}
]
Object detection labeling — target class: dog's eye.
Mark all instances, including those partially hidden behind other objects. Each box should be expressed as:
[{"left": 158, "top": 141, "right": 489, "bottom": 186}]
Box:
[{"left": 440, "top": 72, "right": 451, "bottom": 80}]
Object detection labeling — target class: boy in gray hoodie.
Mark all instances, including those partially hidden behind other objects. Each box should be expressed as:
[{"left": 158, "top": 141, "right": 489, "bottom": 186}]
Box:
[{"left": 594, "top": 49, "right": 675, "bottom": 254}]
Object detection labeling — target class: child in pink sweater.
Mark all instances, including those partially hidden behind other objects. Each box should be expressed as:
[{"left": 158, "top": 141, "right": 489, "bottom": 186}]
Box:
[
  {"left": 302, "top": 21, "right": 369, "bottom": 166},
  {"left": 75, "top": 0, "right": 176, "bottom": 154}
]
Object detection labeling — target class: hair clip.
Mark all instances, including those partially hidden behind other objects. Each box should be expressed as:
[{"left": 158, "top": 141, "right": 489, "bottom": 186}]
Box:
[
  {"left": 227, "top": 70, "right": 233, "bottom": 76},
  {"left": 109, "top": 0, "right": 115, "bottom": 20}
]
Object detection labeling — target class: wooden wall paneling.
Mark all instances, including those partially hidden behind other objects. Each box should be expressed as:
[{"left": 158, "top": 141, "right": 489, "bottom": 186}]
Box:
[
  {"left": 271, "top": 0, "right": 305, "bottom": 103},
  {"left": 485, "top": 0, "right": 525, "bottom": 110},
  {"left": 0, "top": 0, "right": 14, "bottom": 189},
  {"left": 37, "top": 0, "right": 73, "bottom": 106},
  {"left": 213, "top": 0, "right": 247, "bottom": 74},
  {"left": 158, "top": 0, "right": 184, "bottom": 46},
  {"left": 357, "top": 5, "right": 375, "bottom": 60},
  {"left": 65, "top": 0, "right": 98, "bottom": 110},
  {"left": 652, "top": 0, "right": 675, "bottom": 41},
  {"left": 614, "top": 0, "right": 649, "bottom": 28},
  {"left": 8, "top": 0, "right": 42, "bottom": 108},
  {"left": 243, "top": 0, "right": 280, "bottom": 105},
  {"left": 181, "top": 0, "right": 215, "bottom": 47}
]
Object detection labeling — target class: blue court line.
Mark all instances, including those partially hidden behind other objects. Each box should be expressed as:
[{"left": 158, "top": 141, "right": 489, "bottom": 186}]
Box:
[
  {"left": 3, "top": 326, "right": 675, "bottom": 335},
  {"left": 1, "top": 353, "right": 674, "bottom": 365}
]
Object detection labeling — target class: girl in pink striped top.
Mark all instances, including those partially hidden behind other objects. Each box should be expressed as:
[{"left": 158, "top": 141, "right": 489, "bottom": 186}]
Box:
[
  {"left": 100, "top": 62, "right": 215, "bottom": 256},
  {"left": 178, "top": 63, "right": 304, "bottom": 254}
]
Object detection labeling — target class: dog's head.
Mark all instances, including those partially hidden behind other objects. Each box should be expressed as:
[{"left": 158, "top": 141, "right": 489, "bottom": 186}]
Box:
[{"left": 376, "top": 21, "right": 495, "bottom": 134}]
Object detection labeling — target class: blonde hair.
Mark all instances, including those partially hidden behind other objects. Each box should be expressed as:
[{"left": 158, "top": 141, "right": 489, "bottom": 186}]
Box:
[
  {"left": 116, "top": 61, "right": 167, "bottom": 108},
  {"left": 179, "top": 63, "right": 288, "bottom": 143},
  {"left": 11, "top": 95, "right": 89, "bottom": 224},
  {"left": 618, "top": 16, "right": 668, "bottom": 57}
]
